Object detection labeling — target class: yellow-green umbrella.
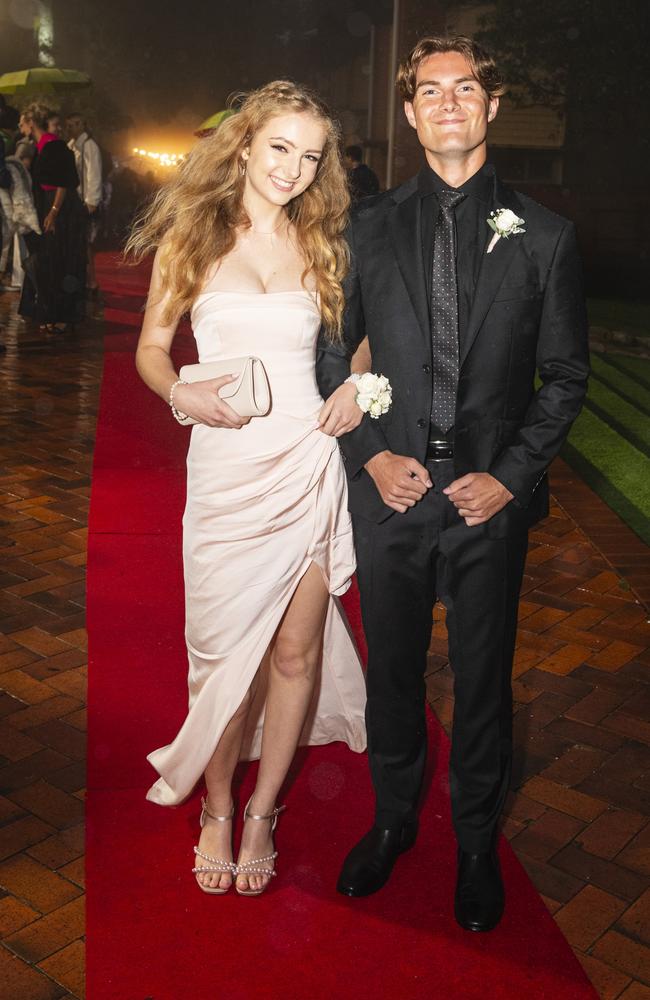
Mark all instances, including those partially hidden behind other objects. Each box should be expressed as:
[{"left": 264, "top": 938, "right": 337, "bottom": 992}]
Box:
[
  {"left": 194, "top": 109, "right": 235, "bottom": 137},
  {"left": 0, "top": 67, "right": 91, "bottom": 95}
]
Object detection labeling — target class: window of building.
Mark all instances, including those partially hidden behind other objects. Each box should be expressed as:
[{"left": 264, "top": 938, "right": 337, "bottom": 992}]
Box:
[{"left": 489, "top": 147, "right": 564, "bottom": 185}]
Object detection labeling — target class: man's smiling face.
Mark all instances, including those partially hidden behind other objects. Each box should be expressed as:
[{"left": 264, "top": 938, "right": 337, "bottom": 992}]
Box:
[{"left": 404, "top": 50, "right": 498, "bottom": 160}]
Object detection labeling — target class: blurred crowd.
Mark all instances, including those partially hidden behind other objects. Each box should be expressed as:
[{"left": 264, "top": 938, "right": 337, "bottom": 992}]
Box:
[
  {"left": 0, "top": 93, "right": 155, "bottom": 339},
  {"left": 0, "top": 88, "right": 382, "bottom": 343}
]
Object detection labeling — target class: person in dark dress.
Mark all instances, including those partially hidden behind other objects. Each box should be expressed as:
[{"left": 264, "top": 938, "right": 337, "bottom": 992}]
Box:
[
  {"left": 344, "top": 145, "right": 380, "bottom": 202},
  {"left": 18, "top": 103, "right": 86, "bottom": 332}
]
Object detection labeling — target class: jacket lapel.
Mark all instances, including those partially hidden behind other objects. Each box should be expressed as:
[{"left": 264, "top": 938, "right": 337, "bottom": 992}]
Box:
[
  {"left": 460, "top": 178, "right": 526, "bottom": 367},
  {"left": 387, "top": 188, "right": 430, "bottom": 344}
]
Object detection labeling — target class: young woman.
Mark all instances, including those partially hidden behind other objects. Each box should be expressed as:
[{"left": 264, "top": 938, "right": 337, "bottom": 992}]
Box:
[
  {"left": 127, "top": 81, "right": 367, "bottom": 897},
  {"left": 18, "top": 103, "right": 86, "bottom": 333}
]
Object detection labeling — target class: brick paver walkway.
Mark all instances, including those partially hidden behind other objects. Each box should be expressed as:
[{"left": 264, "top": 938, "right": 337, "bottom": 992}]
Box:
[
  {"left": 0, "top": 295, "right": 100, "bottom": 1000},
  {"left": 0, "top": 286, "right": 648, "bottom": 999}
]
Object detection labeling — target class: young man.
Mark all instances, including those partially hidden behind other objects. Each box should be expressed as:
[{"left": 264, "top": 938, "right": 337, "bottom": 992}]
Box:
[
  {"left": 316, "top": 35, "right": 589, "bottom": 932},
  {"left": 66, "top": 114, "right": 103, "bottom": 291}
]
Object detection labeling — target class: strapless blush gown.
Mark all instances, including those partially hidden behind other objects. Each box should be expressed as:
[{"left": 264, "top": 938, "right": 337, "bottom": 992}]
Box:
[{"left": 147, "top": 290, "right": 367, "bottom": 805}]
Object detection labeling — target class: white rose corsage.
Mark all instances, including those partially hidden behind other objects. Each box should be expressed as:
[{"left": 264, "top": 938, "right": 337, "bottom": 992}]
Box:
[
  {"left": 486, "top": 208, "right": 526, "bottom": 254},
  {"left": 345, "top": 371, "right": 393, "bottom": 419}
]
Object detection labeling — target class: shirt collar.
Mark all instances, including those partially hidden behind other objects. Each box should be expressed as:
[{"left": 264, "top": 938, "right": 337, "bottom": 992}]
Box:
[
  {"left": 73, "top": 132, "right": 89, "bottom": 150},
  {"left": 418, "top": 161, "right": 495, "bottom": 205}
]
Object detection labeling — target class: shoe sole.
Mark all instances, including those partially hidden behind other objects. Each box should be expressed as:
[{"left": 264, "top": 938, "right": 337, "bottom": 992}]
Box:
[
  {"left": 336, "top": 875, "right": 390, "bottom": 898},
  {"left": 454, "top": 903, "right": 504, "bottom": 932}
]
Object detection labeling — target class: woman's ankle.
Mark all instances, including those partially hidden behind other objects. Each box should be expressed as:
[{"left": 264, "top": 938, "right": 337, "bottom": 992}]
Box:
[{"left": 203, "top": 787, "right": 234, "bottom": 816}]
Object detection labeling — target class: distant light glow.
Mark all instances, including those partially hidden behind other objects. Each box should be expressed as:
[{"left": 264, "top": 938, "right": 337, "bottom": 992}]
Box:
[
  {"left": 132, "top": 147, "right": 186, "bottom": 167},
  {"left": 36, "top": 1, "right": 55, "bottom": 67}
]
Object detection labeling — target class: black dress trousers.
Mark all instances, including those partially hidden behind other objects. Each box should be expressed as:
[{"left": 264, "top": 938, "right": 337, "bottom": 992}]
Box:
[{"left": 353, "top": 460, "right": 528, "bottom": 853}]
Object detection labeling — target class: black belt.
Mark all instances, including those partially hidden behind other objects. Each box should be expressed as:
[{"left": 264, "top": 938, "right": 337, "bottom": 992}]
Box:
[{"left": 426, "top": 439, "right": 454, "bottom": 461}]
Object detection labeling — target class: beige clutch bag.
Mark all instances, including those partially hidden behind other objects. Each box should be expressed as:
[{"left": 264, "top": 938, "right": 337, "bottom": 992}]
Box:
[{"left": 177, "top": 356, "right": 271, "bottom": 425}]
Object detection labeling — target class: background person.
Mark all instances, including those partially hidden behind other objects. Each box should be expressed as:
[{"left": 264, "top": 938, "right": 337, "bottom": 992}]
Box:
[
  {"left": 0, "top": 146, "right": 39, "bottom": 287},
  {"left": 18, "top": 103, "right": 86, "bottom": 333},
  {"left": 6, "top": 114, "right": 37, "bottom": 291},
  {"left": 15, "top": 112, "right": 36, "bottom": 171},
  {"left": 344, "top": 144, "right": 379, "bottom": 201},
  {"left": 0, "top": 96, "right": 18, "bottom": 155},
  {"left": 66, "top": 113, "right": 103, "bottom": 292},
  {"left": 47, "top": 112, "right": 63, "bottom": 138}
]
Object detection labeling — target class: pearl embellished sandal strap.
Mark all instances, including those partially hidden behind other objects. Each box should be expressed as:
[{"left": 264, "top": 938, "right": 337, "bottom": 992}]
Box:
[
  {"left": 192, "top": 864, "right": 236, "bottom": 875},
  {"left": 194, "top": 846, "right": 236, "bottom": 868},
  {"left": 236, "top": 865, "right": 277, "bottom": 878},
  {"left": 236, "top": 851, "right": 279, "bottom": 875},
  {"left": 238, "top": 852, "right": 278, "bottom": 865}
]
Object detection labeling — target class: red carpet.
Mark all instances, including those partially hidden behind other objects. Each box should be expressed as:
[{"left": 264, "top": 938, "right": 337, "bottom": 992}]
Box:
[{"left": 86, "top": 252, "right": 597, "bottom": 1000}]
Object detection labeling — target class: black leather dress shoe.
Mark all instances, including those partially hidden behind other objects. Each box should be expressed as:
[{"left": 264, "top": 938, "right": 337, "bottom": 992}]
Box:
[
  {"left": 337, "top": 823, "right": 418, "bottom": 897},
  {"left": 454, "top": 849, "right": 505, "bottom": 932}
]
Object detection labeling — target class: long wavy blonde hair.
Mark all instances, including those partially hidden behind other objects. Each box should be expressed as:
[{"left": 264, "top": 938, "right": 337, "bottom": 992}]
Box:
[{"left": 125, "top": 81, "right": 350, "bottom": 338}]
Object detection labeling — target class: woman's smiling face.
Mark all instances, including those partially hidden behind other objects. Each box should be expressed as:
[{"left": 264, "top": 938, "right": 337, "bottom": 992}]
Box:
[{"left": 242, "top": 112, "right": 326, "bottom": 208}]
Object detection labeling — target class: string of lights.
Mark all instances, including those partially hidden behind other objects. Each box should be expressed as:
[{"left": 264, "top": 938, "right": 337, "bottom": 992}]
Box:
[{"left": 131, "top": 148, "right": 186, "bottom": 167}]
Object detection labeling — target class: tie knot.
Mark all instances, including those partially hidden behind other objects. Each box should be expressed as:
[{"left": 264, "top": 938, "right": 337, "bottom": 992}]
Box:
[{"left": 438, "top": 189, "right": 466, "bottom": 211}]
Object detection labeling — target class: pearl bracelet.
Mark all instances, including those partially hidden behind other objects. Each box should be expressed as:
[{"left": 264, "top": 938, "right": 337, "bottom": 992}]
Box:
[{"left": 169, "top": 378, "right": 189, "bottom": 423}]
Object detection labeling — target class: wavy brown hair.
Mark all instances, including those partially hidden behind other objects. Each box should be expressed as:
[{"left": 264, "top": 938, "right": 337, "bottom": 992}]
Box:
[
  {"left": 125, "top": 80, "right": 350, "bottom": 339},
  {"left": 396, "top": 35, "right": 506, "bottom": 102},
  {"left": 22, "top": 102, "right": 54, "bottom": 132}
]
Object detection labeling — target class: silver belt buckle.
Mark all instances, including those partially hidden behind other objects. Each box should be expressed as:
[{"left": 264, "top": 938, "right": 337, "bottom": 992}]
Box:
[{"left": 427, "top": 439, "right": 453, "bottom": 461}]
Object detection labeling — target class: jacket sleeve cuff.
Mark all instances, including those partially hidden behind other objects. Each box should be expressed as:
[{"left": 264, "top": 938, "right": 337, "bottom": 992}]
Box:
[
  {"left": 489, "top": 454, "right": 545, "bottom": 509},
  {"left": 340, "top": 419, "right": 389, "bottom": 479}
]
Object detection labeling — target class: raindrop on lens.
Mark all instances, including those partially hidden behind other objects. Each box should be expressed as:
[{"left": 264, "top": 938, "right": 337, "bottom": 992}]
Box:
[{"left": 9, "top": 0, "right": 40, "bottom": 29}]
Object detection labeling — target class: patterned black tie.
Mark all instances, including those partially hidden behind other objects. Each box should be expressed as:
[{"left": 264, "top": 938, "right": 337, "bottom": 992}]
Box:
[{"left": 430, "top": 189, "right": 466, "bottom": 433}]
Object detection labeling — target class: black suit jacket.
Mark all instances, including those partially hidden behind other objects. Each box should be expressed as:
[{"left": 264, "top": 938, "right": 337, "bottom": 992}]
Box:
[{"left": 316, "top": 170, "right": 590, "bottom": 537}]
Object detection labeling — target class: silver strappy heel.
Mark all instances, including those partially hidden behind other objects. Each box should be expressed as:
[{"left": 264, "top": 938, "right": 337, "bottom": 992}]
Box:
[
  {"left": 235, "top": 796, "right": 286, "bottom": 897},
  {"left": 192, "top": 797, "right": 236, "bottom": 895}
]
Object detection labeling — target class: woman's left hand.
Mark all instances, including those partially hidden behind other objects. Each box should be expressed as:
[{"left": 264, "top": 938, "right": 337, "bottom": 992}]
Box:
[
  {"left": 318, "top": 382, "right": 363, "bottom": 437},
  {"left": 43, "top": 210, "right": 57, "bottom": 234}
]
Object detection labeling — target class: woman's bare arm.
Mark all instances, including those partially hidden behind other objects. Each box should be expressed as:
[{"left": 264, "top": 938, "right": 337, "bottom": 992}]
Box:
[{"left": 135, "top": 250, "right": 247, "bottom": 428}]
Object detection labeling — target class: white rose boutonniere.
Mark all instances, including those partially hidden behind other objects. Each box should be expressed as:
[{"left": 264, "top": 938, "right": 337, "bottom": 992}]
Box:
[
  {"left": 486, "top": 208, "right": 526, "bottom": 254},
  {"left": 345, "top": 371, "right": 393, "bottom": 419}
]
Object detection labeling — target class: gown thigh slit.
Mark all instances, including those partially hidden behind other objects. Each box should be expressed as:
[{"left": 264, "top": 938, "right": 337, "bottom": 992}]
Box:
[{"left": 146, "top": 291, "right": 367, "bottom": 807}]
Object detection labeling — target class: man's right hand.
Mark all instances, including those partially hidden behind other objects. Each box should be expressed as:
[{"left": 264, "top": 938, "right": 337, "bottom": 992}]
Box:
[{"left": 365, "top": 450, "right": 432, "bottom": 513}]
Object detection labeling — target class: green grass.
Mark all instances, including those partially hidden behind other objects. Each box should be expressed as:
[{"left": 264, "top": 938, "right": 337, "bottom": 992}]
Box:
[
  {"left": 589, "top": 355, "right": 650, "bottom": 415},
  {"left": 554, "top": 351, "right": 650, "bottom": 544},
  {"left": 562, "top": 404, "right": 650, "bottom": 545},
  {"left": 602, "top": 353, "right": 650, "bottom": 388},
  {"left": 584, "top": 379, "right": 650, "bottom": 455},
  {"left": 587, "top": 298, "right": 650, "bottom": 338}
]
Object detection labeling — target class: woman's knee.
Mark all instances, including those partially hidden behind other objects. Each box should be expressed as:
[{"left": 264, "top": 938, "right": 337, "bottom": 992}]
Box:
[{"left": 271, "top": 641, "right": 318, "bottom": 681}]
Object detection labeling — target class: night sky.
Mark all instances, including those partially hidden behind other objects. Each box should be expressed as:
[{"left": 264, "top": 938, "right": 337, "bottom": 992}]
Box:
[{"left": 1, "top": 0, "right": 395, "bottom": 153}]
